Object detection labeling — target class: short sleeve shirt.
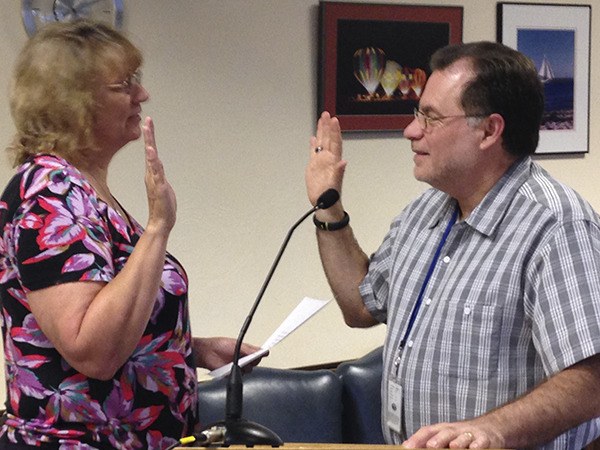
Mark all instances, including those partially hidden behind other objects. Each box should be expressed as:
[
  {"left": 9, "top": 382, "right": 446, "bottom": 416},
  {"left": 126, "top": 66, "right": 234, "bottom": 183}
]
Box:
[
  {"left": 0, "top": 154, "right": 197, "bottom": 449},
  {"left": 360, "top": 157, "right": 600, "bottom": 449}
]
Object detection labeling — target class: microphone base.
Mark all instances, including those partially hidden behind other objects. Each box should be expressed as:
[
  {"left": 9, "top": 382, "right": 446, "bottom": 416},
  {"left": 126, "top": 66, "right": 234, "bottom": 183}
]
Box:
[{"left": 200, "top": 419, "right": 283, "bottom": 447}]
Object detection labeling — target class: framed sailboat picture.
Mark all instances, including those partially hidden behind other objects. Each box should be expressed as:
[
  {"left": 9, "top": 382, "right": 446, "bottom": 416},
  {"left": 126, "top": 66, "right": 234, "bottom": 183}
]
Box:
[{"left": 497, "top": 3, "right": 590, "bottom": 154}]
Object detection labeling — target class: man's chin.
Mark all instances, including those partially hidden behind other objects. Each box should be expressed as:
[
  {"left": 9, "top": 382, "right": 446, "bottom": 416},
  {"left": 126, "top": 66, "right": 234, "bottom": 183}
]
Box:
[{"left": 413, "top": 167, "right": 428, "bottom": 183}]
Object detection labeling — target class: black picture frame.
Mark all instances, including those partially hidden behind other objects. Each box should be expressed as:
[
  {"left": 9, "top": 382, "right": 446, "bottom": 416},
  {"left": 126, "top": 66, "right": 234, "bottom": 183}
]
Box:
[{"left": 497, "top": 2, "right": 591, "bottom": 154}]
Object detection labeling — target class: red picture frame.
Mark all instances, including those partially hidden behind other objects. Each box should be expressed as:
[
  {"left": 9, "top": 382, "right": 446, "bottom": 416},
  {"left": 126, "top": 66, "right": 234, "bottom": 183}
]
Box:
[{"left": 318, "top": 2, "right": 463, "bottom": 132}]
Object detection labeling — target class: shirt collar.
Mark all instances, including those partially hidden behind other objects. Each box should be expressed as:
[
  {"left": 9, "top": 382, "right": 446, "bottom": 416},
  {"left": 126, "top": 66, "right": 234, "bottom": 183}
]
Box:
[
  {"left": 425, "top": 157, "right": 532, "bottom": 235},
  {"left": 463, "top": 157, "right": 532, "bottom": 236},
  {"left": 426, "top": 195, "right": 459, "bottom": 230}
]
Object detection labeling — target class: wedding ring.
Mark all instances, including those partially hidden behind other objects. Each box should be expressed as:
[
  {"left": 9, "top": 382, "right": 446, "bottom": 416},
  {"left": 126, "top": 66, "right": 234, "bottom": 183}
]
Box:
[
  {"left": 464, "top": 432, "right": 474, "bottom": 440},
  {"left": 314, "top": 146, "right": 323, "bottom": 153}
]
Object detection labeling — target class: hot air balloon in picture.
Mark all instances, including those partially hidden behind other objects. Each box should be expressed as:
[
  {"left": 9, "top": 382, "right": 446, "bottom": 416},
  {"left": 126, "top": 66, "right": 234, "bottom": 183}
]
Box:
[
  {"left": 398, "top": 69, "right": 411, "bottom": 98},
  {"left": 353, "top": 47, "right": 386, "bottom": 98},
  {"left": 380, "top": 60, "right": 402, "bottom": 97},
  {"left": 411, "top": 68, "right": 427, "bottom": 98}
]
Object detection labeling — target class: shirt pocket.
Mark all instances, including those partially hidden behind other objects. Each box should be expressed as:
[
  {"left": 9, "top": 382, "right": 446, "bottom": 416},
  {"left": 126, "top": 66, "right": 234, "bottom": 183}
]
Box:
[{"left": 428, "top": 302, "right": 503, "bottom": 381}]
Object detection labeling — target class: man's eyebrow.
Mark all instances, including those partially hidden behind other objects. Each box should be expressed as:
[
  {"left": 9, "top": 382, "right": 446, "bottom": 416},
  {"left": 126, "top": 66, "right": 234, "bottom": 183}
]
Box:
[{"left": 419, "top": 105, "right": 439, "bottom": 115}]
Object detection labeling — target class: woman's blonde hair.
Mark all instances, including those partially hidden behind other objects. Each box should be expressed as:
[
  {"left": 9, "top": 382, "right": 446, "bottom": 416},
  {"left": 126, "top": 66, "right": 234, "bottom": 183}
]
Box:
[{"left": 7, "top": 19, "right": 143, "bottom": 167}]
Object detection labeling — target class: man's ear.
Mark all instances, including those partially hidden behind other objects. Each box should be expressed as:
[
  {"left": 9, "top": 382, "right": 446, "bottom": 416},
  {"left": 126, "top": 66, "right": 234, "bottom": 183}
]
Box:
[{"left": 480, "top": 113, "right": 505, "bottom": 149}]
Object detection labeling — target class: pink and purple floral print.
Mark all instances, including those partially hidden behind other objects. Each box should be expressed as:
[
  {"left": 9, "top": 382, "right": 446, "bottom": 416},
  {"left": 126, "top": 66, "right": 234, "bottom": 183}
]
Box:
[{"left": 0, "top": 154, "right": 197, "bottom": 449}]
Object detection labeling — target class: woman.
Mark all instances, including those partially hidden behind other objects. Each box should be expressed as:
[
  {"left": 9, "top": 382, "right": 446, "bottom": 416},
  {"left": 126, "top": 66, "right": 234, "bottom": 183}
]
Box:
[{"left": 0, "top": 20, "right": 259, "bottom": 449}]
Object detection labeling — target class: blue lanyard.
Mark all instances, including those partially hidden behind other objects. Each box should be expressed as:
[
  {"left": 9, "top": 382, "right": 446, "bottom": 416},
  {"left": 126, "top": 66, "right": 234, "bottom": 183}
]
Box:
[{"left": 399, "top": 208, "right": 458, "bottom": 349}]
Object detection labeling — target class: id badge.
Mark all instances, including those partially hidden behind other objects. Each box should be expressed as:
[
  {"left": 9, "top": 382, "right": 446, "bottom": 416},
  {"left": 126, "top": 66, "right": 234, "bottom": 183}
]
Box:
[{"left": 386, "top": 379, "right": 403, "bottom": 434}]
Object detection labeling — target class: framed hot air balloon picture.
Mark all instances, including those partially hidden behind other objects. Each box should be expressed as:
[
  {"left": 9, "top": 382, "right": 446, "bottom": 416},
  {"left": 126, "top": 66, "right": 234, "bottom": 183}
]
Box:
[
  {"left": 497, "top": 3, "right": 591, "bottom": 154},
  {"left": 318, "top": 2, "right": 463, "bottom": 132}
]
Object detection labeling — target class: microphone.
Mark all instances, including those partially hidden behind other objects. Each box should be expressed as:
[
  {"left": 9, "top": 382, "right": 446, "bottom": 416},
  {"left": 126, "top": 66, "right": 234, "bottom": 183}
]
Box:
[
  {"left": 196, "top": 189, "right": 339, "bottom": 447},
  {"left": 314, "top": 188, "right": 339, "bottom": 210}
]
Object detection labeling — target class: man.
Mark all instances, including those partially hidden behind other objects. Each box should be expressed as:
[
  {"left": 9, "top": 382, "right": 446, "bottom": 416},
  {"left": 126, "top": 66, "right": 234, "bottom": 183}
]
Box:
[{"left": 305, "top": 41, "right": 600, "bottom": 449}]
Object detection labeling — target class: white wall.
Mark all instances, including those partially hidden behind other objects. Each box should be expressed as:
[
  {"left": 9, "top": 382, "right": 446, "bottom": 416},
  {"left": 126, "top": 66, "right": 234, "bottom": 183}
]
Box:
[{"left": 0, "top": 0, "right": 598, "bottom": 403}]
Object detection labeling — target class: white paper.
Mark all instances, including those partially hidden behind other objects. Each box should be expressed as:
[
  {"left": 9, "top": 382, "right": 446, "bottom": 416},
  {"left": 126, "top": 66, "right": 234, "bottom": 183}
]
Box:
[{"left": 207, "top": 297, "right": 330, "bottom": 379}]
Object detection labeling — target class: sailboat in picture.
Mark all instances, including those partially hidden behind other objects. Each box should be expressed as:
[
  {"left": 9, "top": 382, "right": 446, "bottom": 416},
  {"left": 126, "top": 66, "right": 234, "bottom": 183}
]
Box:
[{"left": 538, "top": 55, "right": 555, "bottom": 83}]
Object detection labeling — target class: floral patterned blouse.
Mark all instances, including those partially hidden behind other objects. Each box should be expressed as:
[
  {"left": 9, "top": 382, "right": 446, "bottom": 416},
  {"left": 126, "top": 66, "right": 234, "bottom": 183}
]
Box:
[{"left": 0, "top": 154, "right": 197, "bottom": 449}]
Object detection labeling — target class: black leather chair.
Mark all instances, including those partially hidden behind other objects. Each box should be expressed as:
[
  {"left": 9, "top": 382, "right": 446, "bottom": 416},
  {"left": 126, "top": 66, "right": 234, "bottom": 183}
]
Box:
[
  {"left": 197, "top": 367, "right": 343, "bottom": 443},
  {"left": 337, "top": 346, "right": 385, "bottom": 444}
]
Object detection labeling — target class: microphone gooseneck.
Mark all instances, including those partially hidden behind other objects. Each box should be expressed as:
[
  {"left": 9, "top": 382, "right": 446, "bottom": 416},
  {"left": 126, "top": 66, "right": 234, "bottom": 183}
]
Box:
[{"left": 197, "top": 189, "right": 339, "bottom": 447}]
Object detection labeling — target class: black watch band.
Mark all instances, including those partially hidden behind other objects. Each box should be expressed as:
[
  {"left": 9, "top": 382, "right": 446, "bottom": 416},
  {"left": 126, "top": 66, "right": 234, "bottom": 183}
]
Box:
[{"left": 313, "top": 211, "right": 350, "bottom": 231}]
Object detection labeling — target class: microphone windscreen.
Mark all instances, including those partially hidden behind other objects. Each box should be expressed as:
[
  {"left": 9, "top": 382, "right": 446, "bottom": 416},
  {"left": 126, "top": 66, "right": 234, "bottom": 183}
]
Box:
[{"left": 317, "top": 189, "right": 340, "bottom": 209}]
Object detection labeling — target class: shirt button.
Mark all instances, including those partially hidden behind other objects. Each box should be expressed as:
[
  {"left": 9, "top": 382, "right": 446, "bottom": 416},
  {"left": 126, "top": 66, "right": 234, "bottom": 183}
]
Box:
[
  {"left": 442, "top": 255, "right": 451, "bottom": 263},
  {"left": 464, "top": 307, "right": 472, "bottom": 315},
  {"left": 407, "top": 340, "right": 414, "bottom": 348},
  {"left": 425, "top": 298, "right": 432, "bottom": 305}
]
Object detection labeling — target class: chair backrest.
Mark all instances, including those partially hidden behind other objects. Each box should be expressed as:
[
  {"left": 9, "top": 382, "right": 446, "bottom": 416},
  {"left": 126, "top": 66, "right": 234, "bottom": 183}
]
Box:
[
  {"left": 197, "top": 367, "right": 343, "bottom": 443},
  {"left": 336, "top": 346, "right": 385, "bottom": 444}
]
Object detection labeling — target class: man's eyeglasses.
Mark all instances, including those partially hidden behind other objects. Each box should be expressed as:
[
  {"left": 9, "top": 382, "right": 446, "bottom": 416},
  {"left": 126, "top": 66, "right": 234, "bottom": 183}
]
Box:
[
  {"left": 413, "top": 108, "right": 488, "bottom": 131},
  {"left": 106, "top": 70, "right": 143, "bottom": 93}
]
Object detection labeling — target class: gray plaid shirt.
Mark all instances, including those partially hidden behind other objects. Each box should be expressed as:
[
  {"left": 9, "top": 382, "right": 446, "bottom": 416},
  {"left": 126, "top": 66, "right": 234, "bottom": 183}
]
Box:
[{"left": 361, "top": 157, "right": 600, "bottom": 449}]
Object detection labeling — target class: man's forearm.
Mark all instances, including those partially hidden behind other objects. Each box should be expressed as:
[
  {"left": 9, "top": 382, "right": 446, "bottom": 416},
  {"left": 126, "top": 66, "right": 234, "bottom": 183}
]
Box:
[
  {"left": 477, "top": 353, "right": 600, "bottom": 449},
  {"left": 316, "top": 224, "right": 377, "bottom": 328}
]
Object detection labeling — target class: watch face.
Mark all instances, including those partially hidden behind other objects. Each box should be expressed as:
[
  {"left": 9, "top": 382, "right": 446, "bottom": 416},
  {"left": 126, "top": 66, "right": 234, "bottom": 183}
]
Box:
[{"left": 22, "top": 0, "right": 123, "bottom": 37}]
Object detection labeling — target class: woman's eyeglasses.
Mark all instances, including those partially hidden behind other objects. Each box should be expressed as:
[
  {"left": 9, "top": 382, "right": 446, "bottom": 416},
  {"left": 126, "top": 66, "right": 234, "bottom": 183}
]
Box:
[{"left": 106, "top": 70, "right": 143, "bottom": 93}]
